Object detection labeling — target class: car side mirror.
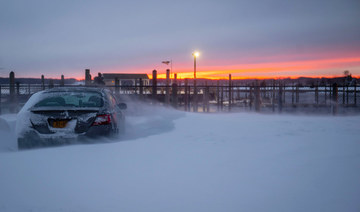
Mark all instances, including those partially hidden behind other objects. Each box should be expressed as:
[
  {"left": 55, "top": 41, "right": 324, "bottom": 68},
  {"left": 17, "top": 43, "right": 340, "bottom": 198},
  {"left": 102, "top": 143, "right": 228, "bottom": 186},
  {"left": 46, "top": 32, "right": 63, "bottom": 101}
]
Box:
[{"left": 118, "top": 103, "right": 127, "bottom": 110}]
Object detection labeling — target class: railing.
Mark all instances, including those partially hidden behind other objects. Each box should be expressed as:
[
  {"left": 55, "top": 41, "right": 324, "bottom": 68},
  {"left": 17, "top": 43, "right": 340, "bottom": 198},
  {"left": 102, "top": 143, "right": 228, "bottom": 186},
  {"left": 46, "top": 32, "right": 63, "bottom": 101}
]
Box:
[{"left": 0, "top": 83, "right": 358, "bottom": 115}]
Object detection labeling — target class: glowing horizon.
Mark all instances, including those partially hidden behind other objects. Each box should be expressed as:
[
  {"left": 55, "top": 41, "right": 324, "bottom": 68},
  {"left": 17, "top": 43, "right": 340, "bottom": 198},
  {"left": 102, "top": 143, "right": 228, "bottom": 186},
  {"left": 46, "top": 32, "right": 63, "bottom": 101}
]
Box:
[
  {"left": 5, "top": 54, "right": 360, "bottom": 81},
  {"left": 153, "top": 56, "right": 360, "bottom": 80}
]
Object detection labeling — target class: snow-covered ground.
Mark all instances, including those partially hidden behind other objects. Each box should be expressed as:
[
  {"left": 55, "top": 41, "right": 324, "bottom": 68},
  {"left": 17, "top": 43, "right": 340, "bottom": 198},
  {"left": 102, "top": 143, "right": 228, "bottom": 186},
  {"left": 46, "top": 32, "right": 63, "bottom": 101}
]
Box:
[{"left": 0, "top": 106, "right": 360, "bottom": 212}]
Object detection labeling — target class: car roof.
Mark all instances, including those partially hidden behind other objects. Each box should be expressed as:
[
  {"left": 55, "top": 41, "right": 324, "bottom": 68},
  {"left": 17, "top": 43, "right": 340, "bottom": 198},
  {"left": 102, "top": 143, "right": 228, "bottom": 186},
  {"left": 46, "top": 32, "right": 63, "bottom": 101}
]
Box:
[{"left": 41, "top": 87, "right": 108, "bottom": 94}]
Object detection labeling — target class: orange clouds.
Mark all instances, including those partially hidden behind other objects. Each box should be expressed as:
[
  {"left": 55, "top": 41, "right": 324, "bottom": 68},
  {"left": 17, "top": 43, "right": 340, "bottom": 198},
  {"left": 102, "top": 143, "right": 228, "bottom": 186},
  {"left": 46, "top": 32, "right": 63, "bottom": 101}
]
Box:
[
  {"left": 154, "top": 56, "right": 360, "bottom": 80},
  {"left": 67, "top": 53, "right": 360, "bottom": 81}
]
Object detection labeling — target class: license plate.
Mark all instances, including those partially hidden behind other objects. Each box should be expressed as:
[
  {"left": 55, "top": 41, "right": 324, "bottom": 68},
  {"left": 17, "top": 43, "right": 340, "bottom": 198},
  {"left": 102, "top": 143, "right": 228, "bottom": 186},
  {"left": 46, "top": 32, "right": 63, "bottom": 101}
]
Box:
[{"left": 52, "top": 120, "right": 68, "bottom": 128}]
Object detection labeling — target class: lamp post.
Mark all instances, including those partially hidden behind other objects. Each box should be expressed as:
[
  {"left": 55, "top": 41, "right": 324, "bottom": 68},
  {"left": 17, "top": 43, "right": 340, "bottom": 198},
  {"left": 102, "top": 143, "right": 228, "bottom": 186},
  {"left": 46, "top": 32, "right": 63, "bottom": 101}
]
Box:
[{"left": 192, "top": 52, "right": 199, "bottom": 80}]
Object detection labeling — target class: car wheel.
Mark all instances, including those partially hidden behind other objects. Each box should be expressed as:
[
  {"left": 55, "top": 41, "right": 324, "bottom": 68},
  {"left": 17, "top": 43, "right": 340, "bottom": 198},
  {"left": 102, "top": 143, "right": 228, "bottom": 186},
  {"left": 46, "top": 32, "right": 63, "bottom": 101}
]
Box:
[
  {"left": 118, "top": 118, "right": 126, "bottom": 134},
  {"left": 18, "top": 137, "right": 37, "bottom": 149}
]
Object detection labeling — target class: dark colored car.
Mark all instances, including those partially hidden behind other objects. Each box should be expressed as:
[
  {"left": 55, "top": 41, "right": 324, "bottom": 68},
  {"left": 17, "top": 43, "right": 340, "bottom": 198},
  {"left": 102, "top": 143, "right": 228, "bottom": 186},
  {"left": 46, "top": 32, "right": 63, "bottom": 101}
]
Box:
[{"left": 16, "top": 87, "right": 127, "bottom": 149}]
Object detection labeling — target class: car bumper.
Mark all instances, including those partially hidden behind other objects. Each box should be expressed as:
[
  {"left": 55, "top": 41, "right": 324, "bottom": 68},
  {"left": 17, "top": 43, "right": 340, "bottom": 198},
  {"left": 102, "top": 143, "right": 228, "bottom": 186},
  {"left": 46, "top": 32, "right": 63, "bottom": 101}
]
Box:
[{"left": 18, "top": 125, "right": 114, "bottom": 149}]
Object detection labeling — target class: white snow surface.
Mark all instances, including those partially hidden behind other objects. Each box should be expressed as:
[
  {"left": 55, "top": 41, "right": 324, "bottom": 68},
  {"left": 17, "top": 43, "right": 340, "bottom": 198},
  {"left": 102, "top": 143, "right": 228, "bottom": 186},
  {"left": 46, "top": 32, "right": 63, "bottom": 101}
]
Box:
[{"left": 0, "top": 106, "right": 360, "bottom": 212}]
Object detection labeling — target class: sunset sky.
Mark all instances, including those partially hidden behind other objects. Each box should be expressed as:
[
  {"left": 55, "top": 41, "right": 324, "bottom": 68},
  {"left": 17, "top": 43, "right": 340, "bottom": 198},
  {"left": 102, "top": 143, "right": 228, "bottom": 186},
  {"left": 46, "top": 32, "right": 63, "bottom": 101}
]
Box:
[{"left": 1, "top": 0, "right": 359, "bottom": 79}]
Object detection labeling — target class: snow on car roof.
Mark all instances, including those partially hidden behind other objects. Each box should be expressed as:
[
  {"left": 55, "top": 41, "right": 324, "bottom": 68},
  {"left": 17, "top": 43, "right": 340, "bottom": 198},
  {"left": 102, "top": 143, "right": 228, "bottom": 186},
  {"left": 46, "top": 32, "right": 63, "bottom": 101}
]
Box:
[{"left": 42, "top": 87, "right": 107, "bottom": 93}]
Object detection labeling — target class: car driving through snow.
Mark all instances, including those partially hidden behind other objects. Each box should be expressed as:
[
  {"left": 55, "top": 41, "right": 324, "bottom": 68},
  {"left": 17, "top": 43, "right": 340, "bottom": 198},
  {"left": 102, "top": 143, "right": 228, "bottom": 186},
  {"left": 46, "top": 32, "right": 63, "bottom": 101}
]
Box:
[{"left": 16, "top": 87, "right": 127, "bottom": 149}]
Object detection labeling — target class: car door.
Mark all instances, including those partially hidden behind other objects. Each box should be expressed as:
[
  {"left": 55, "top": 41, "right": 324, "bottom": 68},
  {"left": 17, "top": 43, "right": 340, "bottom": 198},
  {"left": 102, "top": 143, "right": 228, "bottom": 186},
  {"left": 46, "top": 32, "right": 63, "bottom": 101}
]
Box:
[{"left": 106, "top": 91, "right": 124, "bottom": 130}]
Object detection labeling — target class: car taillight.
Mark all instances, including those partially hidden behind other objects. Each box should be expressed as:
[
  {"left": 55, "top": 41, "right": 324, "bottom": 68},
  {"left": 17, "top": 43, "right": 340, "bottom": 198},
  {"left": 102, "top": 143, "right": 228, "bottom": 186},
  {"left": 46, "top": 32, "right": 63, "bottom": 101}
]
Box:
[{"left": 92, "top": 114, "right": 111, "bottom": 126}]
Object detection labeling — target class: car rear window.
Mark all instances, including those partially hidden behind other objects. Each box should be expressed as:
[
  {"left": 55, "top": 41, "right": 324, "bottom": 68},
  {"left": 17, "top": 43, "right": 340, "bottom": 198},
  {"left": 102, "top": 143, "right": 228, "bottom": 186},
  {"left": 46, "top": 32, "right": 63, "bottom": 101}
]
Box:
[{"left": 34, "top": 91, "right": 104, "bottom": 108}]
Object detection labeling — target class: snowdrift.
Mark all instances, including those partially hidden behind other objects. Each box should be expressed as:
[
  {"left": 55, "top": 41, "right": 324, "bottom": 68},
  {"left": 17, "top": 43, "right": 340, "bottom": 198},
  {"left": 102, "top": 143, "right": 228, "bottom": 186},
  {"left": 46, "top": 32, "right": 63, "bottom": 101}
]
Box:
[{"left": 0, "top": 104, "right": 360, "bottom": 212}]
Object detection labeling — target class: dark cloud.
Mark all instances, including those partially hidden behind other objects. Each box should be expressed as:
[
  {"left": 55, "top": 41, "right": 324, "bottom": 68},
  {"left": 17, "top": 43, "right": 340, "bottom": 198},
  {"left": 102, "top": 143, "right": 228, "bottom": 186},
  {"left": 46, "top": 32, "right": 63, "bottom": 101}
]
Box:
[{"left": 0, "top": 0, "right": 359, "bottom": 77}]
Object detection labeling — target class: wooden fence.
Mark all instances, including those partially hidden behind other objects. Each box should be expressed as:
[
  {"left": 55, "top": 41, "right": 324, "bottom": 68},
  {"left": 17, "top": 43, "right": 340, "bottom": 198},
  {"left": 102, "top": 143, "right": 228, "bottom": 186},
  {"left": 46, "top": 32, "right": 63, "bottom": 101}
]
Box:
[
  {"left": 0, "top": 71, "right": 359, "bottom": 114},
  {"left": 0, "top": 82, "right": 359, "bottom": 115}
]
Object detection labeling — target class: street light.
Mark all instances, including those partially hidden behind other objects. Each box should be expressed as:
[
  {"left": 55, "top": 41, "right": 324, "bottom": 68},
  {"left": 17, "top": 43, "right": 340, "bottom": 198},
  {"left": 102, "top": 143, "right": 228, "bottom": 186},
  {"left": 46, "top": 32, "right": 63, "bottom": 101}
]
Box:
[
  {"left": 192, "top": 51, "right": 200, "bottom": 80},
  {"left": 192, "top": 51, "right": 199, "bottom": 112}
]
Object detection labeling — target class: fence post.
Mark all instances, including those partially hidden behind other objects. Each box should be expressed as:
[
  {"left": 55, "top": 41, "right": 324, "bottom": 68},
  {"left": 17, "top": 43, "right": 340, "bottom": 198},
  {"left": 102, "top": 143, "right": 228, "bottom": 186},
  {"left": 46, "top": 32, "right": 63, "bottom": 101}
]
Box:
[
  {"left": 342, "top": 85, "right": 345, "bottom": 105},
  {"left": 134, "top": 79, "right": 137, "bottom": 94},
  {"left": 228, "top": 74, "right": 232, "bottom": 111},
  {"left": 292, "top": 84, "right": 294, "bottom": 104},
  {"left": 85, "top": 69, "right": 91, "bottom": 86},
  {"left": 49, "top": 79, "right": 54, "bottom": 89},
  {"left": 41, "top": 75, "right": 45, "bottom": 90},
  {"left": 194, "top": 79, "right": 198, "bottom": 112},
  {"left": 152, "top": 70, "right": 157, "bottom": 101},
  {"left": 171, "top": 82, "right": 178, "bottom": 108},
  {"left": 284, "top": 84, "right": 287, "bottom": 104},
  {"left": 139, "top": 78, "right": 143, "bottom": 96},
  {"left": 203, "top": 81, "right": 209, "bottom": 112},
  {"left": 332, "top": 83, "right": 338, "bottom": 115},
  {"left": 16, "top": 82, "right": 20, "bottom": 96},
  {"left": 249, "top": 84, "right": 253, "bottom": 110},
  {"left": 324, "top": 85, "right": 327, "bottom": 104},
  {"left": 255, "top": 81, "right": 261, "bottom": 112},
  {"left": 354, "top": 84, "right": 357, "bottom": 105},
  {"left": 187, "top": 83, "right": 191, "bottom": 111},
  {"left": 0, "top": 85, "right": 1, "bottom": 115},
  {"left": 9, "top": 72, "right": 15, "bottom": 113},
  {"left": 346, "top": 85, "right": 349, "bottom": 105},
  {"left": 202, "top": 82, "right": 206, "bottom": 112},
  {"left": 184, "top": 79, "right": 189, "bottom": 111},
  {"left": 245, "top": 86, "right": 248, "bottom": 102},
  {"left": 60, "top": 75, "right": 65, "bottom": 87},
  {"left": 206, "top": 83, "right": 210, "bottom": 112},
  {"left": 115, "top": 78, "right": 120, "bottom": 95},
  {"left": 9, "top": 71, "right": 15, "bottom": 99},
  {"left": 278, "top": 83, "right": 283, "bottom": 113},
  {"left": 237, "top": 83, "right": 240, "bottom": 103},
  {"left": 296, "top": 85, "right": 299, "bottom": 103},
  {"left": 217, "top": 80, "right": 220, "bottom": 111},
  {"left": 315, "top": 85, "right": 319, "bottom": 105},
  {"left": 220, "top": 85, "right": 224, "bottom": 111},
  {"left": 330, "top": 84, "right": 332, "bottom": 101},
  {"left": 272, "top": 80, "right": 275, "bottom": 112},
  {"left": 165, "top": 69, "right": 170, "bottom": 105}
]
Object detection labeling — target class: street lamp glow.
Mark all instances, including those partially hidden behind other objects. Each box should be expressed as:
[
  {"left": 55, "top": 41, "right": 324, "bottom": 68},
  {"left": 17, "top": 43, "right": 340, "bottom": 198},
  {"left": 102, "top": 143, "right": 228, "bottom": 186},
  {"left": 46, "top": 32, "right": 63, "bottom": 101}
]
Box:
[
  {"left": 192, "top": 51, "right": 200, "bottom": 112},
  {"left": 192, "top": 51, "right": 200, "bottom": 80}
]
